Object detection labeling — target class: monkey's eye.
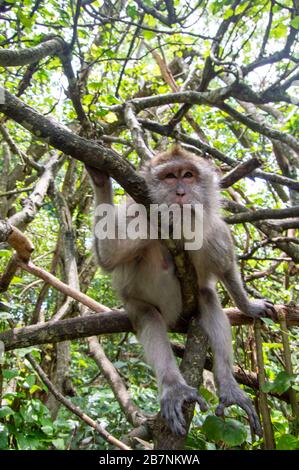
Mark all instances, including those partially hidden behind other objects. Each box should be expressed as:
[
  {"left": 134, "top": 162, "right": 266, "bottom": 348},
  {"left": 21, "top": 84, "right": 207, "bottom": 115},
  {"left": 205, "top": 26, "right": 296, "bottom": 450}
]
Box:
[
  {"left": 183, "top": 171, "right": 193, "bottom": 178},
  {"left": 164, "top": 173, "right": 177, "bottom": 180}
]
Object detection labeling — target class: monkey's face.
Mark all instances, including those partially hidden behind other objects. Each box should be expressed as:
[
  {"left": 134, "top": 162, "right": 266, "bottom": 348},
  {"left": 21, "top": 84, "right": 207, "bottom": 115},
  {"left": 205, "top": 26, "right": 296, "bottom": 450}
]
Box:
[{"left": 146, "top": 159, "right": 216, "bottom": 209}]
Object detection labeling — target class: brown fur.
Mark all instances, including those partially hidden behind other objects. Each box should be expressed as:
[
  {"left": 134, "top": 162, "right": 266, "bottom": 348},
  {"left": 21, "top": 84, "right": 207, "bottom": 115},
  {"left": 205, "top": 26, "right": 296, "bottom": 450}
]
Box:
[{"left": 149, "top": 144, "right": 200, "bottom": 167}]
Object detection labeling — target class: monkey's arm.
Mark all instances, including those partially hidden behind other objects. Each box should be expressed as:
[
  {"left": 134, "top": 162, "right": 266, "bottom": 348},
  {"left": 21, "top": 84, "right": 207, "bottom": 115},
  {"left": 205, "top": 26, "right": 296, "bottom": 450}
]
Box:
[
  {"left": 216, "top": 223, "right": 275, "bottom": 318},
  {"left": 86, "top": 165, "right": 150, "bottom": 270},
  {"left": 221, "top": 261, "right": 275, "bottom": 318},
  {"left": 214, "top": 220, "right": 274, "bottom": 317}
]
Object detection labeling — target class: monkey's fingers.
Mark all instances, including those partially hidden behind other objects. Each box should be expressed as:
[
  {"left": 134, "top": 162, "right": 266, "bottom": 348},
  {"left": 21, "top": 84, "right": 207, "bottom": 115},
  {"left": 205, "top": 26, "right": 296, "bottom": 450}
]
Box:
[
  {"left": 161, "top": 398, "right": 186, "bottom": 436},
  {"left": 161, "top": 385, "right": 207, "bottom": 435},
  {"left": 263, "top": 301, "right": 277, "bottom": 320},
  {"left": 238, "top": 401, "right": 263, "bottom": 437},
  {"left": 196, "top": 393, "right": 208, "bottom": 412},
  {"left": 265, "top": 301, "right": 276, "bottom": 314}
]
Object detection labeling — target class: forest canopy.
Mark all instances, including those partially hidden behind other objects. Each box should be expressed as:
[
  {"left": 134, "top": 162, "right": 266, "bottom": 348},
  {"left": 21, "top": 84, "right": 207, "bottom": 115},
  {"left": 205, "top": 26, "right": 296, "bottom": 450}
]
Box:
[{"left": 0, "top": 0, "right": 298, "bottom": 451}]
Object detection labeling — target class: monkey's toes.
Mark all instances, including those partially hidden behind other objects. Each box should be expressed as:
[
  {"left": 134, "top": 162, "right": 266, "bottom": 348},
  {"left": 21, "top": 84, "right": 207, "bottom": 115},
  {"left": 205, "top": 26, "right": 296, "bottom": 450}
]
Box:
[
  {"left": 245, "top": 299, "right": 276, "bottom": 319},
  {"left": 216, "top": 394, "right": 262, "bottom": 437},
  {"left": 160, "top": 383, "right": 208, "bottom": 435}
]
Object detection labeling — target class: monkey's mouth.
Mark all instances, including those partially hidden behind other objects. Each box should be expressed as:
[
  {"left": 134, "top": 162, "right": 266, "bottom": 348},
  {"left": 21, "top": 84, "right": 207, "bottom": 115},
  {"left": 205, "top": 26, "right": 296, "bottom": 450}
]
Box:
[{"left": 174, "top": 196, "right": 188, "bottom": 205}]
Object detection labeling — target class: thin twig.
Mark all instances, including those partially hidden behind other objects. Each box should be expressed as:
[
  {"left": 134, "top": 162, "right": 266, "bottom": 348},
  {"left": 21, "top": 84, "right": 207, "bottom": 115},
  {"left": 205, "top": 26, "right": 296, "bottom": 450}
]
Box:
[
  {"left": 25, "top": 353, "right": 131, "bottom": 450},
  {"left": 17, "top": 258, "right": 109, "bottom": 313}
]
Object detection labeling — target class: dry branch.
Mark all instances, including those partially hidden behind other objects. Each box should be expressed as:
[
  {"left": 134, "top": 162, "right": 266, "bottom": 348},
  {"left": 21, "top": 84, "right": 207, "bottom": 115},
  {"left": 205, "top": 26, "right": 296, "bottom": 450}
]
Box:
[
  {"left": 26, "top": 353, "right": 131, "bottom": 450},
  {"left": 17, "top": 259, "right": 109, "bottom": 313},
  {"left": 0, "top": 220, "right": 34, "bottom": 261},
  {"left": 0, "top": 305, "right": 298, "bottom": 352},
  {"left": 225, "top": 206, "right": 299, "bottom": 224},
  {"left": 0, "top": 37, "right": 66, "bottom": 67},
  {"left": 221, "top": 157, "right": 261, "bottom": 188}
]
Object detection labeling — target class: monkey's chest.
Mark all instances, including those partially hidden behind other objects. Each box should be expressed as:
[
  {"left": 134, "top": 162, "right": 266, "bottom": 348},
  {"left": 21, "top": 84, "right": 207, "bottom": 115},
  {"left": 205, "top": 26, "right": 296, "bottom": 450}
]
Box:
[
  {"left": 138, "top": 261, "right": 182, "bottom": 324},
  {"left": 115, "top": 243, "right": 182, "bottom": 325}
]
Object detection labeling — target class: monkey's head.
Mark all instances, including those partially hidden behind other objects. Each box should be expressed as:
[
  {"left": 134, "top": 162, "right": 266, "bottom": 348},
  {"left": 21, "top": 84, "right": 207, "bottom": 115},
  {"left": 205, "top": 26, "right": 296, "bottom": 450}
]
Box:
[{"left": 141, "top": 145, "right": 220, "bottom": 213}]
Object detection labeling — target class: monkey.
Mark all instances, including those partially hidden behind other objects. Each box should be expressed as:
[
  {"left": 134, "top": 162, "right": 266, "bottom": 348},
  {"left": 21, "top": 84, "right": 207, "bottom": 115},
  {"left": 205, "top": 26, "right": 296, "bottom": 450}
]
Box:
[{"left": 86, "top": 144, "right": 275, "bottom": 436}]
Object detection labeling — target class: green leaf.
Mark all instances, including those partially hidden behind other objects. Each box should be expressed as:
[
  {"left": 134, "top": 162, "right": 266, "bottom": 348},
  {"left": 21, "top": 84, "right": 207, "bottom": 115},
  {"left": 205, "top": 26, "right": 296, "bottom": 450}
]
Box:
[
  {"left": 235, "top": 2, "right": 249, "bottom": 15},
  {"left": 41, "top": 424, "right": 53, "bottom": 435},
  {"left": 262, "top": 371, "right": 296, "bottom": 395},
  {"left": 202, "top": 416, "right": 223, "bottom": 441},
  {"left": 24, "top": 374, "right": 36, "bottom": 389},
  {"left": 126, "top": 5, "right": 138, "bottom": 19},
  {"left": 202, "top": 416, "right": 247, "bottom": 446},
  {"left": 0, "top": 249, "right": 10, "bottom": 258},
  {"left": 291, "top": 16, "right": 299, "bottom": 29},
  {"left": 52, "top": 438, "right": 65, "bottom": 450},
  {"left": 277, "top": 434, "right": 299, "bottom": 450},
  {"left": 17, "top": 12, "right": 33, "bottom": 28},
  {"left": 11, "top": 276, "right": 23, "bottom": 284},
  {"left": 224, "top": 8, "right": 234, "bottom": 19},
  {"left": 272, "top": 23, "right": 287, "bottom": 39},
  {"left": 2, "top": 369, "right": 19, "bottom": 380},
  {"left": 0, "top": 406, "right": 14, "bottom": 418},
  {"left": 89, "top": 81, "right": 102, "bottom": 91},
  {"left": 143, "top": 30, "right": 155, "bottom": 40},
  {"left": 29, "top": 384, "right": 42, "bottom": 394},
  {"left": 0, "top": 424, "right": 8, "bottom": 449},
  {"left": 221, "top": 419, "right": 247, "bottom": 446}
]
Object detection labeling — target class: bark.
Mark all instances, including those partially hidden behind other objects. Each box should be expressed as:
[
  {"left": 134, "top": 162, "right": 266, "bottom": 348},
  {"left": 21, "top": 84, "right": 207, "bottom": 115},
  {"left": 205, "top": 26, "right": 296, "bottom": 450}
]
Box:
[
  {"left": 0, "top": 220, "right": 34, "bottom": 261},
  {"left": 0, "top": 305, "right": 298, "bottom": 352},
  {"left": 0, "top": 37, "right": 66, "bottom": 67}
]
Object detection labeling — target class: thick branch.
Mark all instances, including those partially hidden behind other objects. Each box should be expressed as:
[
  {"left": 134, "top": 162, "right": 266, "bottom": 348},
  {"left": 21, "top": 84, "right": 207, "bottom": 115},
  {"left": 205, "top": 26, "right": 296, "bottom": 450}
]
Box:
[
  {"left": 8, "top": 153, "right": 59, "bottom": 229},
  {"left": 0, "top": 89, "right": 152, "bottom": 207},
  {"left": 110, "top": 86, "right": 232, "bottom": 113},
  {"left": 225, "top": 206, "right": 299, "bottom": 224},
  {"left": 0, "top": 220, "right": 34, "bottom": 261},
  {"left": 124, "top": 104, "right": 153, "bottom": 160},
  {"left": 0, "top": 37, "right": 66, "bottom": 66},
  {"left": 221, "top": 157, "right": 261, "bottom": 188},
  {"left": 0, "top": 305, "right": 298, "bottom": 352}
]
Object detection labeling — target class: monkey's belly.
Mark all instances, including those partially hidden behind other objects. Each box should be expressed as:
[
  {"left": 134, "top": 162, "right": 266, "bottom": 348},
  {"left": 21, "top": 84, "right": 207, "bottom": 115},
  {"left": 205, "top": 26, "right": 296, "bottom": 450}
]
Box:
[{"left": 113, "top": 258, "right": 182, "bottom": 326}]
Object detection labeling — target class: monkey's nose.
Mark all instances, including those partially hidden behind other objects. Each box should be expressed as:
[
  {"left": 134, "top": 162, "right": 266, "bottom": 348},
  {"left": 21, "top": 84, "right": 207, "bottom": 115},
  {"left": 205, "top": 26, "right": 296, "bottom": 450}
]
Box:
[{"left": 176, "top": 186, "right": 186, "bottom": 196}]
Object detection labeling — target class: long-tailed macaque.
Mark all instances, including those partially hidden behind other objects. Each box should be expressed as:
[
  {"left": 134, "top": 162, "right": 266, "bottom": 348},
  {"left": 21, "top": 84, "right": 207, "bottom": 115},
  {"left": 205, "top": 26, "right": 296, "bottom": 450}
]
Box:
[{"left": 86, "top": 145, "right": 274, "bottom": 436}]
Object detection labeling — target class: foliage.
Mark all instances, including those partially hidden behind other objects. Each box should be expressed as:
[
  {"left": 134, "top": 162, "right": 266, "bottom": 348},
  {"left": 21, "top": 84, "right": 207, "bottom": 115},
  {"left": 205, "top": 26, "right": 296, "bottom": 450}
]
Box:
[{"left": 0, "top": 0, "right": 298, "bottom": 451}]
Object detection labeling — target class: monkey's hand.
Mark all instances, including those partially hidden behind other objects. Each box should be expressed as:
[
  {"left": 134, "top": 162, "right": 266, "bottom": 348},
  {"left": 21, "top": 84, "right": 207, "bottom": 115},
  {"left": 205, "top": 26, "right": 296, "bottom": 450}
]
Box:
[
  {"left": 160, "top": 383, "right": 208, "bottom": 435},
  {"left": 216, "top": 381, "right": 262, "bottom": 437},
  {"left": 85, "top": 164, "right": 110, "bottom": 187},
  {"left": 242, "top": 299, "right": 276, "bottom": 319}
]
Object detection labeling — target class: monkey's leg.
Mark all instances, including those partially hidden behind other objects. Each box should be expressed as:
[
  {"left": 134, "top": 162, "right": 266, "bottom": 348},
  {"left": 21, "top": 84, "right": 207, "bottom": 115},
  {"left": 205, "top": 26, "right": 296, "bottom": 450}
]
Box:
[
  {"left": 198, "top": 288, "right": 262, "bottom": 436},
  {"left": 127, "top": 299, "right": 207, "bottom": 435},
  {"left": 221, "top": 264, "right": 275, "bottom": 318}
]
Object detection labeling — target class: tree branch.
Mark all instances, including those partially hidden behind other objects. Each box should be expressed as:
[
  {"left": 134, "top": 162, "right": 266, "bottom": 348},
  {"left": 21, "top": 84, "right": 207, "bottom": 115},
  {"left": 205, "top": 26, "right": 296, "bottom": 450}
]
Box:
[
  {"left": 225, "top": 205, "right": 299, "bottom": 224},
  {"left": 0, "top": 305, "right": 298, "bottom": 352},
  {"left": 25, "top": 353, "right": 130, "bottom": 450},
  {"left": 0, "top": 89, "right": 153, "bottom": 207},
  {"left": 0, "top": 36, "right": 66, "bottom": 66}
]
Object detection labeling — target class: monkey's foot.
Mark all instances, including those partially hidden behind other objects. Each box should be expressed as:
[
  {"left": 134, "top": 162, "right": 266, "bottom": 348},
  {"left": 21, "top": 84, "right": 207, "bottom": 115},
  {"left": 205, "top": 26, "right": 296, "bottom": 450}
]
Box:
[
  {"left": 160, "top": 383, "right": 208, "bottom": 435},
  {"left": 216, "top": 383, "right": 262, "bottom": 437},
  {"left": 243, "top": 299, "right": 276, "bottom": 319}
]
